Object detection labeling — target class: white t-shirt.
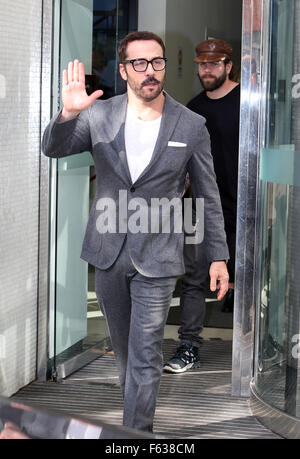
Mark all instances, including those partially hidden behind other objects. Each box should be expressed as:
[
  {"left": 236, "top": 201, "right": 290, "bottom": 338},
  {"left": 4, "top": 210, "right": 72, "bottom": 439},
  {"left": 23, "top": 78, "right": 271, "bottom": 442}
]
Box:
[{"left": 125, "top": 105, "right": 162, "bottom": 183}]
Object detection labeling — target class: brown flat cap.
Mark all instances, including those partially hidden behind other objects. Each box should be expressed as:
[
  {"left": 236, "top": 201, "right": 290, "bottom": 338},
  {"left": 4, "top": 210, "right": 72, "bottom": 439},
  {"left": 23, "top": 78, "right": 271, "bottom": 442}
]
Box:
[{"left": 194, "top": 39, "right": 233, "bottom": 63}]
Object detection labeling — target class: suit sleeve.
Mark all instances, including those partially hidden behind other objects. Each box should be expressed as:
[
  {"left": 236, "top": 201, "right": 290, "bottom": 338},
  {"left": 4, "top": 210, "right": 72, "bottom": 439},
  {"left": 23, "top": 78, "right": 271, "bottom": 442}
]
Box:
[
  {"left": 187, "top": 123, "right": 229, "bottom": 263},
  {"left": 42, "top": 108, "right": 92, "bottom": 158}
]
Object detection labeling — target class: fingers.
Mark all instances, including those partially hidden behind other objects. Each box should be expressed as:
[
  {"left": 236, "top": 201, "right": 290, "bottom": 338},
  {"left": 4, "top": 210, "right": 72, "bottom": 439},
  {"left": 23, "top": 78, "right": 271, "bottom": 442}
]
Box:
[
  {"left": 217, "top": 277, "right": 228, "bottom": 301},
  {"left": 78, "top": 61, "right": 86, "bottom": 84},
  {"left": 73, "top": 59, "right": 79, "bottom": 82},
  {"left": 68, "top": 60, "right": 74, "bottom": 84},
  {"left": 62, "top": 69, "right": 68, "bottom": 86},
  {"left": 89, "top": 89, "right": 104, "bottom": 103},
  {"left": 209, "top": 261, "right": 229, "bottom": 301},
  {"left": 64, "top": 59, "right": 83, "bottom": 85},
  {"left": 61, "top": 59, "right": 102, "bottom": 114},
  {"left": 210, "top": 272, "right": 217, "bottom": 292}
]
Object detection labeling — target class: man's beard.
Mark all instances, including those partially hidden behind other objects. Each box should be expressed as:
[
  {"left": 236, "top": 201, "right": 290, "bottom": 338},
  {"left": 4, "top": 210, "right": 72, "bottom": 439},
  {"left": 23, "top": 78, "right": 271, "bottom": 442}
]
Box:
[
  {"left": 126, "top": 73, "right": 165, "bottom": 101},
  {"left": 199, "top": 68, "right": 227, "bottom": 92}
]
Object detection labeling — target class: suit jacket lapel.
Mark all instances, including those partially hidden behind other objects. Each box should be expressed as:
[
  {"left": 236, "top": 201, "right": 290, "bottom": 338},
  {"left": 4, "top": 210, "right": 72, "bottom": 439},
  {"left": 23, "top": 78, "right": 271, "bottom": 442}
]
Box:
[
  {"left": 111, "top": 93, "right": 132, "bottom": 185},
  {"left": 134, "top": 93, "right": 182, "bottom": 185}
]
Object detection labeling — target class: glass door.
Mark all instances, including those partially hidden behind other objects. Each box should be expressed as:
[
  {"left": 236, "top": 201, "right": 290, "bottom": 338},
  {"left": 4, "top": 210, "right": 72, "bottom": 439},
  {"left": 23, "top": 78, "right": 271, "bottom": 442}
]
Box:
[
  {"left": 49, "top": 0, "right": 137, "bottom": 379},
  {"left": 254, "top": 0, "right": 300, "bottom": 416}
]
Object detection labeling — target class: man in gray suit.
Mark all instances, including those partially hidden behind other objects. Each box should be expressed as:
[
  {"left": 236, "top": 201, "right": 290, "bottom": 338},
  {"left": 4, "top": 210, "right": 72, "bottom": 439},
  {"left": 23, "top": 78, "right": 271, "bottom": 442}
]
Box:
[{"left": 42, "top": 31, "right": 229, "bottom": 433}]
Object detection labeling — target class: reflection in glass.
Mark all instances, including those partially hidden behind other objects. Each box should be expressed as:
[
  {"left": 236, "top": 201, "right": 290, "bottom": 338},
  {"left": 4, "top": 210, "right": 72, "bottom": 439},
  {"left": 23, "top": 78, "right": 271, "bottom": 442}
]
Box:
[
  {"left": 254, "top": 0, "right": 300, "bottom": 417},
  {"left": 91, "top": 0, "right": 131, "bottom": 99}
]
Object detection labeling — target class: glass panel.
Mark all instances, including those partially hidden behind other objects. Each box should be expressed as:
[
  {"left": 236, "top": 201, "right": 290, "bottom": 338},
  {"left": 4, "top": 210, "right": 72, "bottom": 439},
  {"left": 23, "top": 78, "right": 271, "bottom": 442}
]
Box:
[
  {"left": 91, "top": 0, "right": 130, "bottom": 99},
  {"left": 53, "top": 0, "right": 135, "bottom": 368},
  {"left": 254, "top": 0, "right": 300, "bottom": 416}
]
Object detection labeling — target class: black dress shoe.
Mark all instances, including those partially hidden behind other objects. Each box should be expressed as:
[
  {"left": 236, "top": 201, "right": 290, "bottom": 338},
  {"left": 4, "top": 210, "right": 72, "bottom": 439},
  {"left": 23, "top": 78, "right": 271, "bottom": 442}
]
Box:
[{"left": 222, "top": 288, "right": 234, "bottom": 313}]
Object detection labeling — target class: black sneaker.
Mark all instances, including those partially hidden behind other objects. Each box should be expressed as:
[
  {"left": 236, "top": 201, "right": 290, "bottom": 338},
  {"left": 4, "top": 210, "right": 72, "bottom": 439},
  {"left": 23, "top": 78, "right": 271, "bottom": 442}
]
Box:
[{"left": 163, "top": 343, "right": 199, "bottom": 373}]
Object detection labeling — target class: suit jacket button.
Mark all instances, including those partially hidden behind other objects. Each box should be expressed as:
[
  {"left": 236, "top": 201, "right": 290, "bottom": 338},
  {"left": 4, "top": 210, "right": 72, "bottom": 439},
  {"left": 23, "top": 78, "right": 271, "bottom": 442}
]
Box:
[{"left": 130, "top": 186, "right": 135, "bottom": 192}]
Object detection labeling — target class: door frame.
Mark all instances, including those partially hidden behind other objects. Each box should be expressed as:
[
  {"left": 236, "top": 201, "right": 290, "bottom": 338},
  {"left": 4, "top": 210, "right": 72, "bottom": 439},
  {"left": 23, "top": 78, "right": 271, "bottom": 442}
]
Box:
[
  {"left": 38, "top": 0, "right": 262, "bottom": 395},
  {"left": 232, "top": 0, "right": 264, "bottom": 396}
]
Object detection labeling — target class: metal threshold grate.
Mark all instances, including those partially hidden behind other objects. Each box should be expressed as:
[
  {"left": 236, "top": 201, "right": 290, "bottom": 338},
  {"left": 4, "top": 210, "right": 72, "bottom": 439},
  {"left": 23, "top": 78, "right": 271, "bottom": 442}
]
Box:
[{"left": 13, "top": 339, "right": 280, "bottom": 439}]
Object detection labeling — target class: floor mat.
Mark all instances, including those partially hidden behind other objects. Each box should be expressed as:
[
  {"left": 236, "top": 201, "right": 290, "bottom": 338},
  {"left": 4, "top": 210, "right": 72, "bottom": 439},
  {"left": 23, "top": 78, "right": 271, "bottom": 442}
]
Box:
[{"left": 12, "top": 339, "right": 279, "bottom": 439}]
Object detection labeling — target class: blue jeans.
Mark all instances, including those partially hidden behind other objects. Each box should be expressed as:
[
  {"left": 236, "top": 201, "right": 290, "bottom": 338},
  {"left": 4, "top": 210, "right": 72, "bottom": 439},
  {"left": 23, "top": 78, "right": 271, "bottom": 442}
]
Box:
[{"left": 95, "top": 240, "right": 177, "bottom": 432}]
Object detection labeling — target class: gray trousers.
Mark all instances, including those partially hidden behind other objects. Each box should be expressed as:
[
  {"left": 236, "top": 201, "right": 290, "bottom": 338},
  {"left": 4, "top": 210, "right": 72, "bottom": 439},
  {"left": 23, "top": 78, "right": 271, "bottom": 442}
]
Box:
[{"left": 95, "top": 240, "right": 177, "bottom": 432}]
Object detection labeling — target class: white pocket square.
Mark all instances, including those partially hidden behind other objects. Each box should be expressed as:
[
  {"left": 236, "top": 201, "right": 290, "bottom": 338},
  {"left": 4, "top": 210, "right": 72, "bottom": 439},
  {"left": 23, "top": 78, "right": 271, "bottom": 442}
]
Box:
[{"left": 168, "top": 141, "right": 187, "bottom": 147}]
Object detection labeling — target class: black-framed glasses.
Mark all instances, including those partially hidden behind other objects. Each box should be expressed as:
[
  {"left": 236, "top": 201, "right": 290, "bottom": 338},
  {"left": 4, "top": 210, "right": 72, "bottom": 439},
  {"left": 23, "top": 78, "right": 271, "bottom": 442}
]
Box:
[
  {"left": 198, "top": 60, "right": 227, "bottom": 69},
  {"left": 122, "top": 57, "right": 167, "bottom": 72}
]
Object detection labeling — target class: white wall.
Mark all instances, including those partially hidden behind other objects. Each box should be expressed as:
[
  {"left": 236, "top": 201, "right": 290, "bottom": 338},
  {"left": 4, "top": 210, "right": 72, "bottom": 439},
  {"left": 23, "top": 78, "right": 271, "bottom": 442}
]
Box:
[
  {"left": 138, "top": 0, "right": 167, "bottom": 40},
  {"left": 0, "top": 0, "right": 42, "bottom": 396},
  {"left": 138, "top": 0, "right": 243, "bottom": 105}
]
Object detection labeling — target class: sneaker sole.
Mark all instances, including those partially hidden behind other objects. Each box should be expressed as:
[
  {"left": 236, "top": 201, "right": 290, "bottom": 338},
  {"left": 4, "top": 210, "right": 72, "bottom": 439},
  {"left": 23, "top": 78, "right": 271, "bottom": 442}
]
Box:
[{"left": 163, "top": 362, "right": 195, "bottom": 373}]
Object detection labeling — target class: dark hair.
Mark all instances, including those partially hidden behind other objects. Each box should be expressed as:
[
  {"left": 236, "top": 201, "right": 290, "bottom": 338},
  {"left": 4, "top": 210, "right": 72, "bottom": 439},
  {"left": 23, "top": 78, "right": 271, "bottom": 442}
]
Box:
[
  {"left": 118, "top": 31, "right": 165, "bottom": 62},
  {"left": 230, "top": 64, "right": 241, "bottom": 83},
  {"left": 223, "top": 58, "right": 240, "bottom": 82}
]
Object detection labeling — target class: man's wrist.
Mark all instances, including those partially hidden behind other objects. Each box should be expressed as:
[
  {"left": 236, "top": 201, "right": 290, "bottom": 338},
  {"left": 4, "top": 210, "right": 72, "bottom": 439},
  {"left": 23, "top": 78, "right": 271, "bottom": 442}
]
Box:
[{"left": 60, "top": 108, "right": 80, "bottom": 122}]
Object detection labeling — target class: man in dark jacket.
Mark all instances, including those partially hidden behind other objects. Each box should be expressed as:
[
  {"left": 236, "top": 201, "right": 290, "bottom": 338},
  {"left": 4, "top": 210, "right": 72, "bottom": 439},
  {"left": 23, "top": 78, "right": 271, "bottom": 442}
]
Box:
[{"left": 164, "top": 39, "right": 240, "bottom": 374}]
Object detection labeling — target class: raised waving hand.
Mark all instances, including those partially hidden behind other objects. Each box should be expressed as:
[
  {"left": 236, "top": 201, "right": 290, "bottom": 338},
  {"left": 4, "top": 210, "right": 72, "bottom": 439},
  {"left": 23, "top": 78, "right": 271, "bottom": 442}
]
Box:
[{"left": 61, "top": 60, "right": 103, "bottom": 121}]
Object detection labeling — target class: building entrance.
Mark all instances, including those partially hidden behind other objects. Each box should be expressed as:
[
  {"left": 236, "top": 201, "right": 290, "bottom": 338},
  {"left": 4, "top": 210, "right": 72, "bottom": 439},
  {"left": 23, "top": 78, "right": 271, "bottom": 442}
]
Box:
[{"left": 49, "top": 0, "right": 244, "bottom": 386}]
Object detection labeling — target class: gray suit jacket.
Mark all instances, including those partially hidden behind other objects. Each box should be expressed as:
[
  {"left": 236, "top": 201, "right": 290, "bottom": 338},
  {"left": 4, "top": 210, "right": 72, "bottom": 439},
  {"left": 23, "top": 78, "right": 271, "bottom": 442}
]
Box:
[{"left": 42, "top": 92, "right": 229, "bottom": 277}]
